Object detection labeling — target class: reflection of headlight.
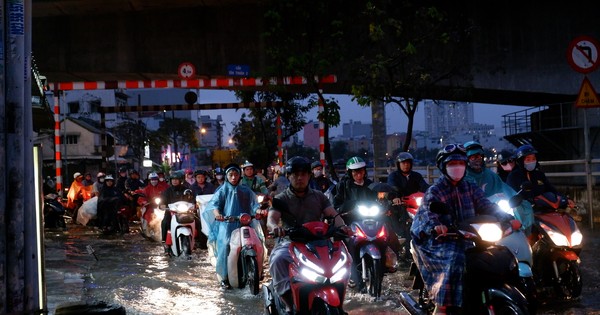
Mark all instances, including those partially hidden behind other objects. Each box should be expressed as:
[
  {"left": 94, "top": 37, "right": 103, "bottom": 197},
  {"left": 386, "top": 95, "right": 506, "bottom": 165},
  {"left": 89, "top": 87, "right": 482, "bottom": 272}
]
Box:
[
  {"left": 154, "top": 197, "right": 161, "bottom": 205},
  {"left": 415, "top": 196, "right": 423, "bottom": 206},
  {"left": 357, "top": 204, "right": 381, "bottom": 217},
  {"left": 473, "top": 223, "right": 502, "bottom": 242}
]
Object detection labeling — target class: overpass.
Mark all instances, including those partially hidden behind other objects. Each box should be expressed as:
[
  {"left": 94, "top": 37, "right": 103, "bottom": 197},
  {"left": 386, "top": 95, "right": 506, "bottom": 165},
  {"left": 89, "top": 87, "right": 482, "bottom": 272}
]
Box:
[{"left": 32, "top": 0, "right": 600, "bottom": 107}]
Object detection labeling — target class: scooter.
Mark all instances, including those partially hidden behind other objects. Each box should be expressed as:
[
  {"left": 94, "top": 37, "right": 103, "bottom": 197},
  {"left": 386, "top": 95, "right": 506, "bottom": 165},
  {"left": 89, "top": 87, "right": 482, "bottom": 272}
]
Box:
[
  {"left": 400, "top": 211, "right": 530, "bottom": 315},
  {"left": 344, "top": 200, "right": 398, "bottom": 299},
  {"left": 399, "top": 191, "right": 424, "bottom": 259},
  {"left": 489, "top": 192, "right": 538, "bottom": 314},
  {"left": 165, "top": 199, "right": 197, "bottom": 258},
  {"left": 44, "top": 193, "right": 67, "bottom": 230},
  {"left": 530, "top": 191, "right": 583, "bottom": 300},
  {"left": 138, "top": 194, "right": 164, "bottom": 242},
  {"left": 217, "top": 213, "right": 266, "bottom": 295},
  {"left": 262, "top": 215, "right": 352, "bottom": 314}
]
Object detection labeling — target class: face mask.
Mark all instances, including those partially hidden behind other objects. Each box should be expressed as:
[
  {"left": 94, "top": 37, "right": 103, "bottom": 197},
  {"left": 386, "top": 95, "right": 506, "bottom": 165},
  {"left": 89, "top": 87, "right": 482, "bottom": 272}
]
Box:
[
  {"left": 524, "top": 161, "right": 537, "bottom": 171},
  {"left": 313, "top": 170, "right": 323, "bottom": 177},
  {"left": 98, "top": 178, "right": 105, "bottom": 183},
  {"left": 150, "top": 179, "right": 159, "bottom": 186},
  {"left": 216, "top": 175, "right": 223, "bottom": 180},
  {"left": 446, "top": 165, "right": 465, "bottom": 181},
  {"left": 501, "top": 164, "right": 513, "bottom": 172}
]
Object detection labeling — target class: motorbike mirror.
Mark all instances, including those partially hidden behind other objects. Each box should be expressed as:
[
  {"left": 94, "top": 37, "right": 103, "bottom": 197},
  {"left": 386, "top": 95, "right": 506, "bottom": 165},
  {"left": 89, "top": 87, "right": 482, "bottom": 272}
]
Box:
[
  {"left": 509, "top": 194, "right": 524, "bottom": 208},
  {"left": 429, "top": 201, "right": 449, "bottom": 215}
]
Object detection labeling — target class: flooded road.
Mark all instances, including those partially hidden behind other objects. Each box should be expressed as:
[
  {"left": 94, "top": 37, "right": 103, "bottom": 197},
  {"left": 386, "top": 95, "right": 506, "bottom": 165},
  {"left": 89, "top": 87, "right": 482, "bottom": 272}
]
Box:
[{"left": 44, "top": 223, "right": 600, "bottom": 315}]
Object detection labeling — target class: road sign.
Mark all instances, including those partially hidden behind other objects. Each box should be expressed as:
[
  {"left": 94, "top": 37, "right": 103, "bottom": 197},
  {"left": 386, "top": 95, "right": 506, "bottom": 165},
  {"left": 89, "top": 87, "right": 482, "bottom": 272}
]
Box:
[
  {"left": 575, "top": 76, "right": 600, "bottom": 108},
  {"left": 178, "top": 62, "right": 196, "bottom": 79},
  {"left": 227, "top": 64, "right": 250, "bottom": 76},
  {"left": 567, "top": 36, "right": 600, "bottom": 74}
]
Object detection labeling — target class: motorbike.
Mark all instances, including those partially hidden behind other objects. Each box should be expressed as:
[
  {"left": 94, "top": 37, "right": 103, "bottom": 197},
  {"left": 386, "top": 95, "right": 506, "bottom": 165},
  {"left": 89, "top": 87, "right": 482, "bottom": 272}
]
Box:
[
  {"left": 138, "top": 193, "right": 164, "bottom": 242},
  {"left": 343, "top": 200, "right": 398, "bottom": 299},
  {"left": 165, "top": 199, "right": 197, "bottom": 258},
  {"left": 400, "top": 206, "right": 530, "bottom": 315},
  {"left": 44, "top": 193, "right": 67, "bottom": 230},
  {"left": 529, "top": 191, "right": 583, "bottom": 300},
  {"left": 262, "top": 215, "right": 352, "bottom": 315},
  {"left": 399, "top": 191, "right": 425, "bottom": 259},
  {"left": 489, "top": 192, "right": 538, "bottom": 314},
  {"left": 216, "top": 213, "right": 266, "bottom": 295}
]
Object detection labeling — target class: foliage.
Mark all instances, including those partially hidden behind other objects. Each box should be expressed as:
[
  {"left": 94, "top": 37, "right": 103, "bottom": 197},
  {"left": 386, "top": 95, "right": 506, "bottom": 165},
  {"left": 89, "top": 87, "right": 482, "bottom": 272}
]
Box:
[
  {"left": 110, "top": 120, "right": 148, "bottom": 163},
  {"left": 231, "top": 91, "right": 312, "bottom": 170},
  {"left": 154, "top": 117, "right": 199, "bottom": 169},
  {"left": 351, "top": 1, "right": 472, "bottom": 152},
  {"left": 285, "top": 143, "right": 320, "bottom": 162}
]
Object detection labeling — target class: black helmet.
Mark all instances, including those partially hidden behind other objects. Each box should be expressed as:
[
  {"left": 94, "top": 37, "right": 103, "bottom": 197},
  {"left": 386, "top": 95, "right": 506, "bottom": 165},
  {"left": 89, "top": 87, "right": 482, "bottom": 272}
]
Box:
[
  {"left": 170, "top": 170, "right": 185, "bottom": 180},
  {"left": 285, "top": 156, "right": 311, "bottom": 174},
  {"left": 194, "top": 169, "right": 208, "bottom": 177},
  {"left": 224, "top": 163, "right": 241, "bottom": 175},
  {"left": 214, "top": 167, "right": 224, "bottom": 176},
  {"left": 515, "top": 144, "right": 537, "bottom": 160},
  {"left": 436, "top": 144, "right": 467, "bottom": 171},
  {"left": 119, "top": 166, "right": 128, "bottom": 173},
  {"left": 396, "top": 152, "right": 414, "bottom": 163},
  {"left": 311, "top": 161, "right": 323, "bottom": 170}
]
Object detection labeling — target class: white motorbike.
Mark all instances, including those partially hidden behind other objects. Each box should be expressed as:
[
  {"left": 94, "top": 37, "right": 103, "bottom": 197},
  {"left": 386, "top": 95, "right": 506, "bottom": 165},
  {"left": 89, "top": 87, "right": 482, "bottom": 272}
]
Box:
[{"left": 165, "top": 200, "right": 197, "bottom": 258}]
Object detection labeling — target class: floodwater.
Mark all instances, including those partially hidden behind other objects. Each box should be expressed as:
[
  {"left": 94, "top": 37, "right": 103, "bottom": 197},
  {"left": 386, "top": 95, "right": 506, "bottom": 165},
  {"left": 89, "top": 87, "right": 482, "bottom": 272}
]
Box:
[{"left": 44, "top": 222, "right": 408, "bottom": 315}]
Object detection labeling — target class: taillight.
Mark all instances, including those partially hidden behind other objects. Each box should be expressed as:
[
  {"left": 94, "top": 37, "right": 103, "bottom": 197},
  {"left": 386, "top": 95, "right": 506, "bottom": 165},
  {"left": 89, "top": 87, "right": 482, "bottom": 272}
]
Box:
[{"left": 239, "top": 213, "right": 252, "bottom": 226}]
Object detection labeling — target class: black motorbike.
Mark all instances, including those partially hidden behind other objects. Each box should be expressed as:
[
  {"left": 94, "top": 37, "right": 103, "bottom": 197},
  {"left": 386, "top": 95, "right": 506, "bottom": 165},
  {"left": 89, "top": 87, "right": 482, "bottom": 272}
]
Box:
[
  {"left": 44, "top": 193, "right": 67, "bottom": 230},
  {"left": 400, "top": 212, "right": 530, "bottom": 314}
]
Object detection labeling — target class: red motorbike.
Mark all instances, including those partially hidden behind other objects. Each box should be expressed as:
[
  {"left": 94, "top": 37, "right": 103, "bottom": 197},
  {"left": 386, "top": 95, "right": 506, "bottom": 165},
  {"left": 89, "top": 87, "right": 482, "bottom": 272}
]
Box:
[
  {"left": 262, "top": 219, "right": 352, "bottom": 314},
  {"left": 403, "top": 191, "right": 425, "bottom": 220},
  {"left": 530, "top": 191, "right": 583, "bottom": 300}
]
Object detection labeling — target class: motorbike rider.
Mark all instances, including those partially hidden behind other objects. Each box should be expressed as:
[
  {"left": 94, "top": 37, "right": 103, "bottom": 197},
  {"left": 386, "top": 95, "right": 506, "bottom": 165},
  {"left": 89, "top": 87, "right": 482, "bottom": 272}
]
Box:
[
  {"left": 495, "top": 153, "right": 515, "bottom": 182},
  {"left": 115, "top": 166, "right": 129, "bottom": 193},
  {"left": 159, "top": 170, "right": 195, "bottom": 255},
  {"left": 139, "top": 172, "right": 167, "bottom": 209},
  {"left": 268, "top": 165, "right": 289, "bottom": 197},
  {"left": 464, "top": 141, "right": 534, "bottom": 234},
  {"left": 190, "top": 169, "right": 216, "bottom": 196},
  {"left": 240, "top": 160, "right": 269, "bottom": 195},
  {"left": 66, "top": 172, "right": 91, "bottom": 217},
  {"left": 184, "top": 169, "right": 195, "bottom": 187},
  {"left": 155, "top": 170, "right": 170, "bottom": 190},
  {"left": 267, "top": 156, "right": 351, "bottom": 314},
  {"left": 97, "top": 174, "right": 126, "bottom": 234},
  {"left": 82, "top": 172, "right": 94, "bottom": 187},
  {"left": 202, "top": 163, "right": 267, "bottom": 289},
  {"left": 212, "top": 167, "right": 225, "bottom": 189},
  {"left": 333, "top": 156, "right": 402, "bottom": 287},
  {"left": 386, "top": 152, "right": 430, "bottom": 257},
  {"left": 410, "top": 144, "right": 519, "bottom": 315},
  {"left": 91, "top": 172, "right": 106, "bottom": 198},
  {"left": 309, "top": 161, "right": 334, "bottom": 193}
]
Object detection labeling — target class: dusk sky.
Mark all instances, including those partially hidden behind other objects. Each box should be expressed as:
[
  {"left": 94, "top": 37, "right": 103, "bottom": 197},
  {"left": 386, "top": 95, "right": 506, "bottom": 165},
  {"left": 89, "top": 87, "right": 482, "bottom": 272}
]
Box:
[{"left": 131, "top": 88, "right": 527, "bottom": 138}]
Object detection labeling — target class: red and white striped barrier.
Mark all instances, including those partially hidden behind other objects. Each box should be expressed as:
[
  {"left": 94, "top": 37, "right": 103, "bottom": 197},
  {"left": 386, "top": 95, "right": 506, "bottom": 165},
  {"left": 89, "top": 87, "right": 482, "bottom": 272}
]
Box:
[{"left": 49, "top": 75, "right": 337, "bottom": 91}]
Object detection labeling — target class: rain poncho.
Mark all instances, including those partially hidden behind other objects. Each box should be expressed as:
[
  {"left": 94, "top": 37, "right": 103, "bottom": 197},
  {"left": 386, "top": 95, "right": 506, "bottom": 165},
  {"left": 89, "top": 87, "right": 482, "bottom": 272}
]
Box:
[
  {"left": 410, "top": 175, "right": 513, "bottom": 308},
  {"left": 466, "top": 167, "right": 534, "bottom": 234},
  {"left": 201, "top": 180, "right": 264, "bottom": 281}
]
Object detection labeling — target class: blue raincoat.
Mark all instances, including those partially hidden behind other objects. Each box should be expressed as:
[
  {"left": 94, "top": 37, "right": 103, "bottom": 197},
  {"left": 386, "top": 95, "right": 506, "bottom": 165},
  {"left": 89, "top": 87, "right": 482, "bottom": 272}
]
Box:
[{"left": 201, "top": 180, "right": 264, "bottom": 281}]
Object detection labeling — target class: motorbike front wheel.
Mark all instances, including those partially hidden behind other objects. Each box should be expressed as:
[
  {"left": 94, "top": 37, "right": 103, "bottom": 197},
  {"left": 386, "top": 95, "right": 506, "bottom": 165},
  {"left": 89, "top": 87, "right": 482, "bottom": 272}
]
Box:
[
  {"left": 180, "top": 236, "right": 192, "bottom": 256},
  {"left": 554, "top": 260, "right": 583, "bottom": 299},
  {"left": 245, "top": 256, "right": 260, "bottom": 295},
  {"left": 364, "top": 256, "right": 383, "bottom": 298},
  {"left": 310, "top": 298, "right": 343, "bottom": 315}
]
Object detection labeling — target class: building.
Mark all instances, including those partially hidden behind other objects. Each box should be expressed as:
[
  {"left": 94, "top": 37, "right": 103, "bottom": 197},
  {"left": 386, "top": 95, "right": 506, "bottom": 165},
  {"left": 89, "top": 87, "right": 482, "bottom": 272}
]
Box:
[
  {"left": 342, "top": 120, "right": 372, "bottom": 138},
  {"left": 303, "top": 121, "right": 320, "bottom": 150}
]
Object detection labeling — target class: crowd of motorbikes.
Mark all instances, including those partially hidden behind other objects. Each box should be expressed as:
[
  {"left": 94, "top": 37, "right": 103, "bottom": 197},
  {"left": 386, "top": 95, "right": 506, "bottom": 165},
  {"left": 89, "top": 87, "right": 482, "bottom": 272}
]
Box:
[{"left": 43, "top": 179, "right": 586, "bottom": 315}]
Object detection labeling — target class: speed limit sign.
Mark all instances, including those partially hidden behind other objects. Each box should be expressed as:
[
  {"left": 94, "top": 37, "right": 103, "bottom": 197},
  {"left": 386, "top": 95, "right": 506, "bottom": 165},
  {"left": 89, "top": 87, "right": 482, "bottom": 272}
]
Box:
[{"left": 178, "top": 62, "right": 196, "bottom": 79}]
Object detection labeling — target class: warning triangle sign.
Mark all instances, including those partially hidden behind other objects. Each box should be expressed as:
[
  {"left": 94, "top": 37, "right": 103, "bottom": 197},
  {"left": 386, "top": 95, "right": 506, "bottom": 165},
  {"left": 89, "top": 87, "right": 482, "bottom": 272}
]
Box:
[{"left": 575, "top": 76, "right": 600, "bottom": 108}]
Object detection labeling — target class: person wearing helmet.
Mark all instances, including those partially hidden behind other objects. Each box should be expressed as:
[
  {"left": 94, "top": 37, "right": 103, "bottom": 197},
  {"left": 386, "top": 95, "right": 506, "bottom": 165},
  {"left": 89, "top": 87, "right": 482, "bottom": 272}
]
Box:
[
  {"left": 332, "top": 157, "right": 377, "bottom": 212},
  {"left": 115, "top": 166, "right": 129, "bottom": 193},
  {"left": 464, "top": 141, "right": 534, "bottom": 234},
  {"left": 91, "top": 172, "right": 106, "bottom": 198},
  {"left": 268, "top": 165, "right": 289, "bottom": 197},
  {"left": 159, "top": 170, "right": 194, "bottom": 255},
  {"left": 267, "top": 156, "right": 351, "bottom": 313},
  {"left": 83, "top": 172, "right": 94, "bottom": 187},
  {"left": 506, "top": 144, "right": 575, "bottom": 216},
  {"left": 125, "top": 169, "right": 146, "bottom": 192},
  {"left": 190, "top": 169, "right": 216, "bottom": 196},
  {"left": 154, "top": 170, "right": 170, "bottom": 190},
  {"left": 495, "top": 153, "right": 515, "bottom": 182},
  {"left": 309, "top": 161, "right": 334, "bottom": 193},
  {"left": 240, "top": 160, "right": 269, "bottom": 195},
  {"left": 410, "top": 144, "right": 518, "bottom": 314},
  {"left": 212, "top": 167, "right": 225, "bottom": 188},
  {"left": 202, "top": 163, "right": 267, "bottom": 289},
  {"left": 184, "top": 169, "right": 195, "bottom": 187},
  {"left": 140, "top": 172, "right": 167, "bottom": 208},
  {"left": 97, "top": 174, "right": 126, "bottom": 233},
  {"left": 386, "top": 152, "right": 430, "bottom": 260},
  {"left": 66, "top": 172, "right": 91, "bottom": 217}
]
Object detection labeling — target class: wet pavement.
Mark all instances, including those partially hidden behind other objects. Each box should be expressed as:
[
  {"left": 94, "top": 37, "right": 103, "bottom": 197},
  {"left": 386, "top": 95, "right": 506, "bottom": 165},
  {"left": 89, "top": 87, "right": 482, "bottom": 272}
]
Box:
[{"left": 44, "top": 222, "right": 600, "bottom": 315}]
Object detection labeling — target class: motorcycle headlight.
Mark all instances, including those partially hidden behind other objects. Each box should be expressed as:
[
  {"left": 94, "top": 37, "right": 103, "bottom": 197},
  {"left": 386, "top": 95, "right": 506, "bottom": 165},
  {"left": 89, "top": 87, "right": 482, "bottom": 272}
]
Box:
[
  {"left": 330, "top": 251, "right": 349, "bottom": 283},
  {"left": 294, "top": 247, "right": 326, "bottom": 283},
  {"left": 357, "top": 204, "right": 381, "bottom": 217},
  {"left": 540, "top": 222, "right": 569, "bottom": 246},
  {"left": 415, "top": 196, "right": 423, "bottom": 207},
  {"left": 496, "top": 199, "right": 515, "bottom": 216},
  {"left": 571, "top": 229, "right": 583, "bottom": 247},
  {"left": 472, "top": 223, "right": 503, "bottom": 242},
  {"left": 154, "top": 197, "right": 161, "bottom": 205}
]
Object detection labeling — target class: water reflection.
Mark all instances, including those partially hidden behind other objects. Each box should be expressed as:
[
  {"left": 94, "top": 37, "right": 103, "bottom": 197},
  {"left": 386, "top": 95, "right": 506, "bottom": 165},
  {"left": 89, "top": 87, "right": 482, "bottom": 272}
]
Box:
[{"left": 45, "top": 224, "right": 407, "bottom": 315}]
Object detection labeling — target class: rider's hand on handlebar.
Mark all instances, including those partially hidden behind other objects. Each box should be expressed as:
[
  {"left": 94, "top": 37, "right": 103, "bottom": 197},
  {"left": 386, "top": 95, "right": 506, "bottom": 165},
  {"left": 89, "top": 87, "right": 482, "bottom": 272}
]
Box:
[
  {"left": 510, "top": 219, "right": 522, "bottom": 231},
  {"left": 392, "top": 197, "right": 402, "bottom": 206},
  {"left": 256, "top": 209, "right": 268, "bottom": 218},
  {"left": 434, "top": 224, "right": 448, "bottom": 236},
  {"left": 272, "top": 226, "right": 285, "bottom": 237},
  {"left": 340, "top": 225, "right": 353, "bottom": 236},
  {"left": 213, "top": 210, "right": 224, "bottom": 221}
]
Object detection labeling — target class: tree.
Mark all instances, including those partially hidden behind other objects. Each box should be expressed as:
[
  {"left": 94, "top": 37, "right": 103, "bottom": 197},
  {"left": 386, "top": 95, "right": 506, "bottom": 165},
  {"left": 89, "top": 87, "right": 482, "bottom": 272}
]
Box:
[
  {"left": 153, "top": 117, "right": 199, "bottom": 170},
  {"left": 231, "top": 91, "right": 311, "bottom": 170},
  {"left": 351, "top": 1, "right": 472, "bottom": 153},
  {"left": 110, "top": 120, "right": 148, "bottom": 168},
  {"left": 262, "top": 0, "right": 359, "bottom": 181}
]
